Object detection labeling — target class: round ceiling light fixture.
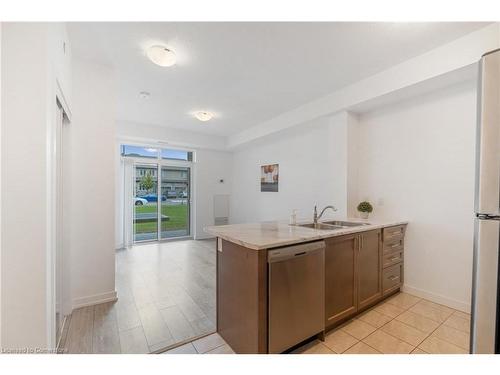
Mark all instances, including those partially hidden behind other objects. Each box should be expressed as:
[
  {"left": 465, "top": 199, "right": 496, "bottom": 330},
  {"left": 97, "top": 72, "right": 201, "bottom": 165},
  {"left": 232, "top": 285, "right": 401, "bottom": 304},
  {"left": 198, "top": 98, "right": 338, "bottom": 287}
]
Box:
[
  {"left": 194, "top": 111, "right": 214, "bottom": 122},
  {"left": 139, "top": 91, "right": 151, "bottom": 99},
  {"left": 146, "top": 45, "right": 176, "bottom": 67}
]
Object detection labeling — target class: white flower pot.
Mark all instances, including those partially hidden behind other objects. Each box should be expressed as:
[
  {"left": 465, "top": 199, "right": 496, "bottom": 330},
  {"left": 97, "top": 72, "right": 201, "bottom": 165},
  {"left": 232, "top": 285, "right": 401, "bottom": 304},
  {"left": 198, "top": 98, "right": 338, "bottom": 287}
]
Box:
[{"left": 359, "top": 211, "right": 369, "bottom": 219}]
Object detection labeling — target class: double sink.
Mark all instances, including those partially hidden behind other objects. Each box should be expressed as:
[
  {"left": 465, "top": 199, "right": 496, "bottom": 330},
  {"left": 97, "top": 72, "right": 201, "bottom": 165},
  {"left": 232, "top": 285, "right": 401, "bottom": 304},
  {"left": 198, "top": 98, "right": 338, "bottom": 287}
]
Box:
[{"left": 294, "top": 220, "right": 370, "bottom": 230}]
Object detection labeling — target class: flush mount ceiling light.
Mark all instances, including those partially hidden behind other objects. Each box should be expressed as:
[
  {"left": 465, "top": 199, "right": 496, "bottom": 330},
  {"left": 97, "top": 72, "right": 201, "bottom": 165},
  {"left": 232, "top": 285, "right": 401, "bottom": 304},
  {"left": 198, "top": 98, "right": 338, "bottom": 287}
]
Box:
[
  {"left": 139, "top": 91, "right": 151, "bottom": 99},
  {"left": 194, "top": 111, "right": 214, "bottom": 122},
  {"left": 146, "top": 45, "right": 176, "bottom": 67}
]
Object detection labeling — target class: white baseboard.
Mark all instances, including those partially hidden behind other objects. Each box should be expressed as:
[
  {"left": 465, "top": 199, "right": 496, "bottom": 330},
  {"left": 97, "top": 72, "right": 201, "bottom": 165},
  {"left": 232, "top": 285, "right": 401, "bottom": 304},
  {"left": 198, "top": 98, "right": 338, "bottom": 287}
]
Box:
[
  {"left": 72, "top": 290, "right": 118, "bottom": 310},
  {"left": 402, "top": 284, "right": 470, "bottom": 313}
]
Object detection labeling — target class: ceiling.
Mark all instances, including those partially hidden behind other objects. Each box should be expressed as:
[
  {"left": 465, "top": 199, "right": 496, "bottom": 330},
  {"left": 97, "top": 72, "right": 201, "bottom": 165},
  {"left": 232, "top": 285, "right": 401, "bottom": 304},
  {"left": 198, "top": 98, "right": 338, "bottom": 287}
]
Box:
[{"left": 68, "top": 22, "right": 488, "bottom": 137}]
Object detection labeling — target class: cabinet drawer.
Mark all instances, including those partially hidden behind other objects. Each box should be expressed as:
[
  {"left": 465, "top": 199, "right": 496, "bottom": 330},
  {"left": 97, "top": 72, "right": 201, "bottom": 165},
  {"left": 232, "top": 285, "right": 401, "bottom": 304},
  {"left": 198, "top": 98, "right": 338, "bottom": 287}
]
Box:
[
  {"left": 383, "top": 237, "right": 404, "bottom": 255},
  {"left": 383, "top": 225, "right": 405, "bottom": 241},
  {"left": 382, "top": 251, "right": 403, "bottom": 268},
  {"left": 383, "top": 263, "right": 403, "bottom": 295}
]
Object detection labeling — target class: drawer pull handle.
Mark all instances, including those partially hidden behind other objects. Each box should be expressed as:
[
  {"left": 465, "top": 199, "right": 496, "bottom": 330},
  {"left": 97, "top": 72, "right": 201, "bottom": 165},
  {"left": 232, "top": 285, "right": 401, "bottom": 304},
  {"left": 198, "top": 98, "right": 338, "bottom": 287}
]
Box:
[
  {"left": 389, "top": 256, "right": 399, "bottom": 261},
  {"left": 391, "top": 243, "right": 400, "bottom": 248},
  {"left": 388, "top": 275, "right": 400, "bottom": 281}
]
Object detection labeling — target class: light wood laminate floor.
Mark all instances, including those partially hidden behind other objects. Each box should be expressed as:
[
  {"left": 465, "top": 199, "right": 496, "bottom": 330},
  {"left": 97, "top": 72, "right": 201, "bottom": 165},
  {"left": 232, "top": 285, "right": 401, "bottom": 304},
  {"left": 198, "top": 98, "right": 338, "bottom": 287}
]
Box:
[{"left": 62, "top": 239, "right": 216, "bottom": 354}]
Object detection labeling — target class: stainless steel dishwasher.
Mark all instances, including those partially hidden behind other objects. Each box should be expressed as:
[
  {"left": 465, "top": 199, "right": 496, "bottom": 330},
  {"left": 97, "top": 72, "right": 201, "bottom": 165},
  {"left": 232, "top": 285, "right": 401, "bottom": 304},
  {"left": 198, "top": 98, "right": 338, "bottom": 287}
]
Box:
[{"left": 268, "top": 240, "right": 325, "bottom": 353}]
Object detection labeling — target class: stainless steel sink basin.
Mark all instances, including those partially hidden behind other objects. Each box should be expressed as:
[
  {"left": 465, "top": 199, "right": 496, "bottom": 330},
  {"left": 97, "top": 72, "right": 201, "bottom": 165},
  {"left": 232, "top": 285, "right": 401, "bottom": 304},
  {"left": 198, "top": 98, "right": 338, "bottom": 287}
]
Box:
[
  {"left": 294, "top": 221, "right": 370, "bottom": 230},
  {"left": 322, "top": 220, "right": 370, "bottom": 227},
  {"left": 296, "top": 223, "right": 343, "bottom": 230}
]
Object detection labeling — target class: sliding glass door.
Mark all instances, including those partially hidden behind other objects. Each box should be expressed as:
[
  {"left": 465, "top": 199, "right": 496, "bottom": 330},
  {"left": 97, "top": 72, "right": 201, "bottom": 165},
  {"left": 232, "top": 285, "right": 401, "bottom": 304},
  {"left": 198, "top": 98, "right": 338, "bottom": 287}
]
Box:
[
  {"left": 134, "top": 164, "right": 159, "bottom": 242},
  {"left": 160, "top": 166, "right": 191, "bottom": 239},
  {"left": 132, "top": 163, "right": 191, "bottom": 242},
  {"left": 122, "top": 144, "right": 193, "bottom": 243}
]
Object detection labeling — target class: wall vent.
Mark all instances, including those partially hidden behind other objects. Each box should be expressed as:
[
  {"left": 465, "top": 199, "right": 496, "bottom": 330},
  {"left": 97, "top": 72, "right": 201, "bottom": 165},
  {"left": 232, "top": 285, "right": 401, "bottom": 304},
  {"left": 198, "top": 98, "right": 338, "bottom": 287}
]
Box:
[{"left": 214, "top": 194, "right": 230, "bottom": 226}]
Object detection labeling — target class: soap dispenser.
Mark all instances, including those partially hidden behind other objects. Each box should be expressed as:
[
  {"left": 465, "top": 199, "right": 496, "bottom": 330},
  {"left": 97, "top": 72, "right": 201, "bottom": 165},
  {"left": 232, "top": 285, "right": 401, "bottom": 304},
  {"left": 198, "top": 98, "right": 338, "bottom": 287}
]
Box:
[{"left": 290, "top": 209, "right": 298, "bottom": 225}]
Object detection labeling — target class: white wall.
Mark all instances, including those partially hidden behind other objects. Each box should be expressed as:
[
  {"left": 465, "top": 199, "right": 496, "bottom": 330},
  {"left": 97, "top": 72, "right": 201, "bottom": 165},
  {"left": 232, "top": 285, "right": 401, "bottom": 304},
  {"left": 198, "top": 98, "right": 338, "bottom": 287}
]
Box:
[
  {"left": 346, "top": 113, "right": 360, "bottom": 217},
  {"left": 69, "top": 58, "right": 117, "bottom": 308},
  {"left": 0, "top": 21, "right": 3, "bottom": 349},
  {"left": 115, "top": 122, "right": 232, "bottom": 244},
  {"left": 193, "top": 149, "right": 232, "bottom": 239},
  {"left": 1, "top": 22, "right": 49, "bottom": 350},
  {"left": 1, "top": 23, "right": 71, "bottom": 350},
  {"left": 356, "top": 80, "right": 477, "bottom": 311},
  {"left": 49, "top": 24, "right": 72, "bottom": 111},
  {"left": 230, "top": 115, "right": 349, "bottom": 224}
]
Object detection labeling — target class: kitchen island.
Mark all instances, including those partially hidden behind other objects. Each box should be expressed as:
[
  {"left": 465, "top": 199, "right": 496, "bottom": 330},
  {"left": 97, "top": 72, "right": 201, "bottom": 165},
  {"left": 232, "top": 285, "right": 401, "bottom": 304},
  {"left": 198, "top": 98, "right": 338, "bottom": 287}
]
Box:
[{"left": 205, "top": 219, "right": 408, "bottom": 354}]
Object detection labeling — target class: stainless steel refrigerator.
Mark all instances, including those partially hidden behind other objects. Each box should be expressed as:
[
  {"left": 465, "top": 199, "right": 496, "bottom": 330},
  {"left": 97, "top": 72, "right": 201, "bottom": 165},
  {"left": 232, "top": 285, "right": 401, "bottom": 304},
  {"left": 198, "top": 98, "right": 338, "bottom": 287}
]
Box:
[{"left": 471, "top": 48, "right": 500, "bottom": 354}]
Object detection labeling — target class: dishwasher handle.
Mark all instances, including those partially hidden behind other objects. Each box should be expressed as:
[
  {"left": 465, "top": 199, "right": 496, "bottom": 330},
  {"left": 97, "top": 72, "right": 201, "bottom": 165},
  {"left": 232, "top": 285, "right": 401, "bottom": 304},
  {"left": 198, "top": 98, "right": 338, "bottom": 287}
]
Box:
[{"left": 268, "top": 240, "right": 326, "bottom": 263}]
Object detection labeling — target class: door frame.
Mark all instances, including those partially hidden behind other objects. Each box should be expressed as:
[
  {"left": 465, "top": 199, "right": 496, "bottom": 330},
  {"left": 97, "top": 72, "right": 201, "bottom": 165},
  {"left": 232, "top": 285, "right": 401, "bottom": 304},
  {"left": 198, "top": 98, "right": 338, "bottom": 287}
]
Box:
[
  {"left": 48, "top": 95, "right": 71, "bottom": 350},
  {"left": 129, "top": 157, "right": 194, "bottom": 244}
]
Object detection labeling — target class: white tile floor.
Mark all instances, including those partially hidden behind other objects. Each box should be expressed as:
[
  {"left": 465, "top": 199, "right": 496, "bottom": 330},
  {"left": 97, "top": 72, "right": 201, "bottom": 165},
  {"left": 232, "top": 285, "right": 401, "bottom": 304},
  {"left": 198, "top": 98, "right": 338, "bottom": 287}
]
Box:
[{"left": 291, "top": 292, "right": 470, "bottom": 354}]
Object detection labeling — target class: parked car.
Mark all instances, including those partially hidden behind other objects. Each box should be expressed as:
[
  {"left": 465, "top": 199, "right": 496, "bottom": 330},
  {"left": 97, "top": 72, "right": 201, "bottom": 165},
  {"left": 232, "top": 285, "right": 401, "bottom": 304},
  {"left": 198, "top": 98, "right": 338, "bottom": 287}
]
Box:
[
  {"left": 140, "top": 194, "right": 166, "bottom": 202},
  {"left": 166, "top": 190, "right": 177, "bottom": 199},
  {"left": 134, "top": 197, "right": 148, "bottom": 206}
]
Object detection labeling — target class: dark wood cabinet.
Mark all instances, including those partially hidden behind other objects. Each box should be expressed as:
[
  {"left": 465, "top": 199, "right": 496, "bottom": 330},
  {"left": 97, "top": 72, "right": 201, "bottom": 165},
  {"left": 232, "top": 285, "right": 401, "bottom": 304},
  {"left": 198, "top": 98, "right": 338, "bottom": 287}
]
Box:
[
  {"left": 217, "top": 239, "right": 268, "bottom": 354},
  {"left": 357, "top": 230, "right": 382, "bottom": 310},
  {"left": 382, "top": 225, "right": 406, "bottom": 295},
  {"left": 325, "top": 229, "right": 384, "bottom": 329},
  {"left": 383, "top": 262, "right": 403, "bottom": 296},
  {"left": 325, "top": 234, "right": 358, "bottom": 327}
]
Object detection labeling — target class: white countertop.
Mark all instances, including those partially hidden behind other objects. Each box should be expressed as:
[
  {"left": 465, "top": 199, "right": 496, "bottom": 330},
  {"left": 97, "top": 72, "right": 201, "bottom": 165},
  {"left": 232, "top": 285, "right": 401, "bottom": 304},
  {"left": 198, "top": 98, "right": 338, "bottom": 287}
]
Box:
[{"left": 204, "top": 218, "right": 408, "bottom": 250}]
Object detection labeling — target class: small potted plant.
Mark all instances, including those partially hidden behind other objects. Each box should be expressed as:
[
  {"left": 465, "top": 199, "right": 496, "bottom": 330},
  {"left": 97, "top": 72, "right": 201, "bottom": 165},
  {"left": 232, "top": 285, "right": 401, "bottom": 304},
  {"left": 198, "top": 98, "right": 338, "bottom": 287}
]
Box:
[{"left": 357, "top": 201, "right": 373, "bottom": 219}]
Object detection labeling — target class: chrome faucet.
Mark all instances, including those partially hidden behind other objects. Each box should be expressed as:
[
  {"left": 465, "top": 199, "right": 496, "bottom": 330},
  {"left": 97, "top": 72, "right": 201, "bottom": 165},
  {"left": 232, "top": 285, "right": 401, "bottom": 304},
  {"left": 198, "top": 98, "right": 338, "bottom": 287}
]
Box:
[{"left": 313, "top": 205, "right": 338, "bottom": 224}]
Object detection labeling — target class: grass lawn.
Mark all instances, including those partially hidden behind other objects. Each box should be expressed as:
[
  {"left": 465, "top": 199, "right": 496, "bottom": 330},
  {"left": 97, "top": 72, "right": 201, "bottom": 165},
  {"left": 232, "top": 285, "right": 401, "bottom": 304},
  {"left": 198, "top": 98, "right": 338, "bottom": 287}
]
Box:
[{"left": 134, "top": 204, "right": 188, "bottom": 234}]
